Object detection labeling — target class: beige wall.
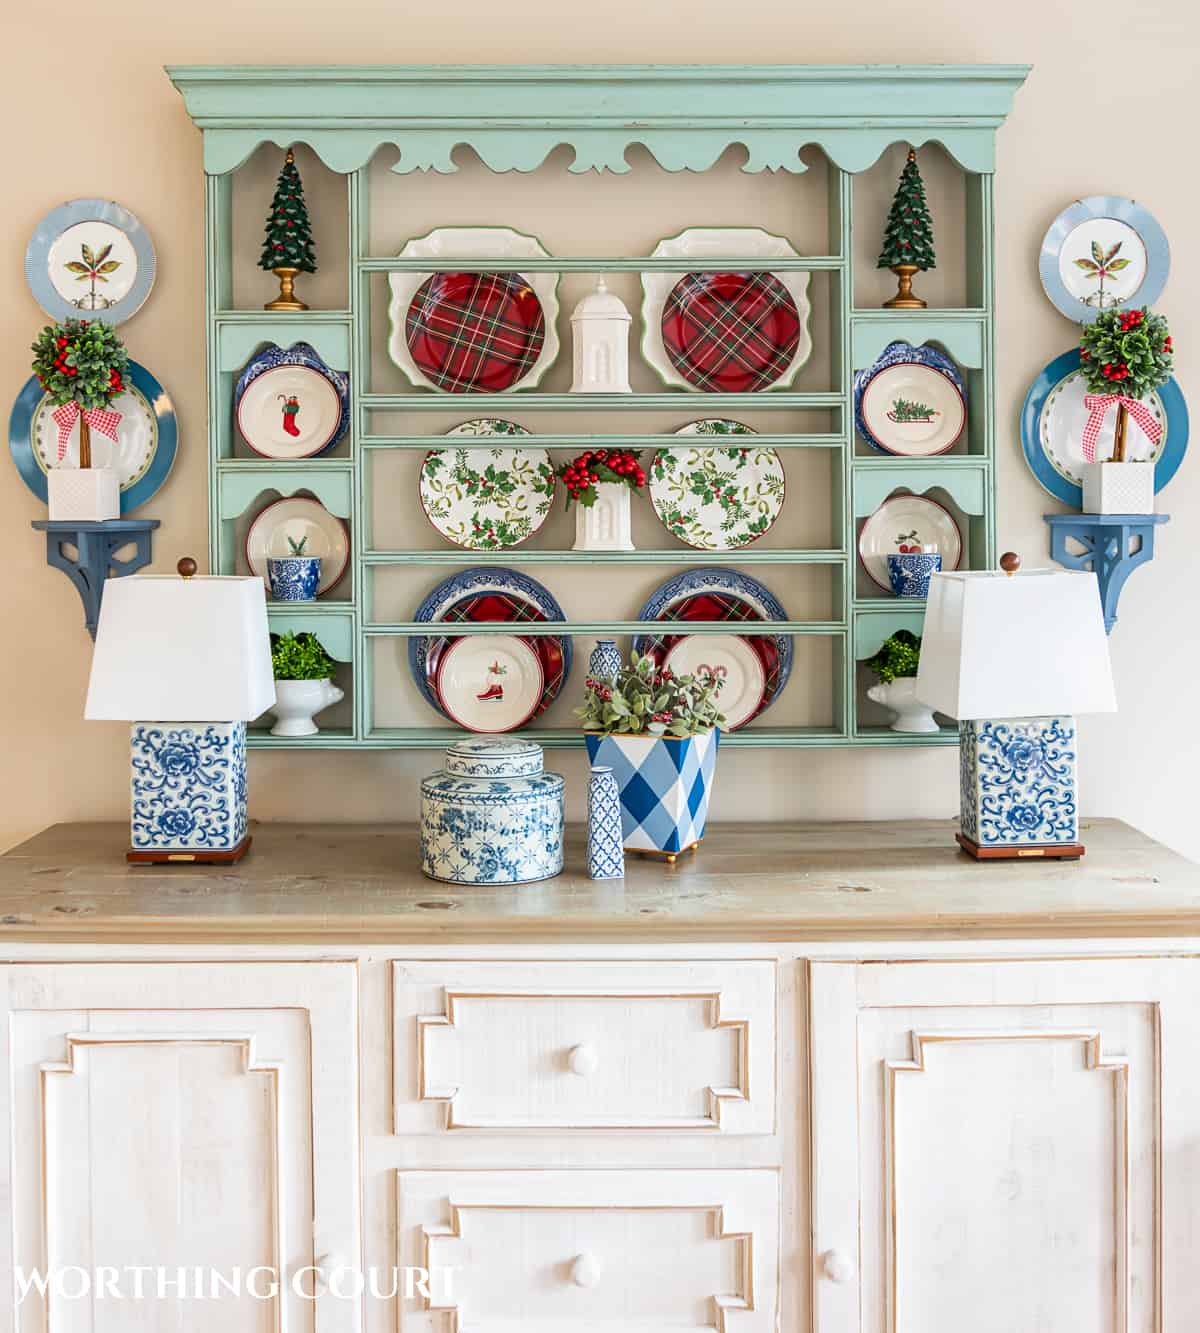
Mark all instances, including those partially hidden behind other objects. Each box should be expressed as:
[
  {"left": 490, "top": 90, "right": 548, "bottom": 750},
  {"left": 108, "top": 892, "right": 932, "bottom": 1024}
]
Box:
[{"left": 3, "top": 1, "right": 1195, "bottom": 857}]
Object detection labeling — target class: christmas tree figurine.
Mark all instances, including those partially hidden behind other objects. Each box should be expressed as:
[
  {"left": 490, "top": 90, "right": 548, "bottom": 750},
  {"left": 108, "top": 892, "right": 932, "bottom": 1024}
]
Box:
[
  {"left": 877, "top": 147, "right": 936, "bottom": 309},
  {"left": 259, "top": 147, "right": 317, "bottom": 311}
]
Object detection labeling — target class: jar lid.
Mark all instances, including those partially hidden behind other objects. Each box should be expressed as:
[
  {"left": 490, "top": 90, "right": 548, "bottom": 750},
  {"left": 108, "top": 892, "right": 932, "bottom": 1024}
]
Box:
[{"left": 444, "top": 737, "right": 544, "bottom": 777}]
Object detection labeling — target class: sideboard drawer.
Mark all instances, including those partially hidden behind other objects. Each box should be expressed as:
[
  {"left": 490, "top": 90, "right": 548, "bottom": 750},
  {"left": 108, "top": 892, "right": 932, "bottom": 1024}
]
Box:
[
  {"left": 393, "top": 960, "right": 776, "bottom": 1134},
  {"left": 396, "top": 1167, "right": 780, "bottom": 1333}
]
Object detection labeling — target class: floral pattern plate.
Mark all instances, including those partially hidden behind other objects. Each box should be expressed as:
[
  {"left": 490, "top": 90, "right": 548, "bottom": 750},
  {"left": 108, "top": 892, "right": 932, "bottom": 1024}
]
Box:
[
  {"left": 435, "top": 633, "right": 544, "bottom": 733},
  {"left": 235, "top": 342, "right": 349, "bottom": 459},
  {"left": 420, "top": 419, "right": 554, "bottom": 550},
  {"left": 387, "top": 227, "right": 560, "bottom": 393},
  {"left": 1038, "top": 196, "right": 1169, "bottom": 323},
  {"left": 1019, "top": 349, "right": 1188, "bottom": 507},
  {"left": 245, "top": 497, "right": 350, "bottom": 597},
  {"left": 641, "top": 228, "right": 812, "bottom": 392},
  {"left": 662, "top": 633, "right": 767, "bottom": 731},
  {"left": 8, "top": 359, "right": 177, "bottom": 513},
  {"left": 854, "top": 342, "right": 967, "bottom": 456},
  {"left": 650, "top": 420, "right": 785, "bottom": 550},
  {"left": 857, "top": 494, "right": 962, "bottom": 593}
]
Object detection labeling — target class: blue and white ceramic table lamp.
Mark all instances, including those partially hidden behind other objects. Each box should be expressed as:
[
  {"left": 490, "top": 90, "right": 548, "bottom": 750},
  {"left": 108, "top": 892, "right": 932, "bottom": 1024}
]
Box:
[
  {"left": 915, "top": 553, "right": 1116, "bottom": 861},
  {"left": 85, "top": 558, "right": 275, "bottom": 864}
]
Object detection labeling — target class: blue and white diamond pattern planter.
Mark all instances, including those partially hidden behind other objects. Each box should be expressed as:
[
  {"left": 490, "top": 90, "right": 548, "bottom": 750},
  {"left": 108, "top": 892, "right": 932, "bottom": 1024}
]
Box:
[
  {"left": 587, "top": 765, "right": 625, "bottom": 880},
  {"left": 130, "top": 721, "right": 247, "bottom": 854},
  {"left": 585, "top": 730, "right": 719, "bottom": 859},
  {"left": 960, "top": 716, "right": 1078, "bottom": 849}
]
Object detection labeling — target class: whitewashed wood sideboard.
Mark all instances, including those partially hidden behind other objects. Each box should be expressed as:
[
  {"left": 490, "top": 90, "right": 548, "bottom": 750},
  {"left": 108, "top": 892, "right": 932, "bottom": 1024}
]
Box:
[{"left": 1, "top": 818, "right": 1198, "bottom": 1333}]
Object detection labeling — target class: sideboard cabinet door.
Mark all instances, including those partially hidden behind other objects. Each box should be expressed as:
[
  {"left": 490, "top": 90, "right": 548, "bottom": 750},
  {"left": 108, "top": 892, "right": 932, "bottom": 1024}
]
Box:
[
  {"left": 810, "top": 957, "right": 1200, "bottom": 1333},
  {"left": 0, "top": 961, "right": 359, "bottom": 1333}
]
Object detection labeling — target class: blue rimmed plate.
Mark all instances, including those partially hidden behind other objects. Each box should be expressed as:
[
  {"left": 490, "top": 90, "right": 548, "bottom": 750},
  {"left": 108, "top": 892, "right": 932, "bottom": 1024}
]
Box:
[
  {"left": 1020, "top": 349, "right": 1189, "bottom": 507},
  {"left": 854, "top": 341, "right": 967, "bottom": 456},
  {"left": 408, "top": 568, "right": 572, "bottom": 723},
  {"left": 25, "top": 198, "right": 156, "bottom": 325},
  {"left": 8, "top": 360, "right": 177, "bottom": 514},
  {"left": 1039, "top": 196, "right": 1169, "bottom": 324},
  {"left": 235, "top": 342, "right": 349, "bottom": 459}
]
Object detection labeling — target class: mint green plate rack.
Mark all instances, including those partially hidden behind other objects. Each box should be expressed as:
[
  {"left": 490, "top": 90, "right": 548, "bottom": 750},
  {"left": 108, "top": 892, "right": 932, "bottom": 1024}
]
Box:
[{"left": 170, "top": 64, "right": 1028, "bottom": 750}]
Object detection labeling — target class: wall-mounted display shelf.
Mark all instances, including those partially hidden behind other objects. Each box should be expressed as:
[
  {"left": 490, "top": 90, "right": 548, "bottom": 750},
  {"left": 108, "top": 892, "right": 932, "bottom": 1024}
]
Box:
[
  {"left": 1045, "top": 512, "right": 1169, "bottom": 634},
  {"left": 31, "top": 519, "right": 160, "bottom": 639},
  {"left": 170, "top": 63, "right": 1027, "bottom": 749}
]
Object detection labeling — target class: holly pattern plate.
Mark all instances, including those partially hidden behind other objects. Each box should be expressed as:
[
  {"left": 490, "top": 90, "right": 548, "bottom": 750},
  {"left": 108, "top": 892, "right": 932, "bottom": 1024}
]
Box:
[
  {"left": 650, "top": 420, "right": 784, "bottom": 550},
  {"left": 420, "top": 419, "right": 554, "bottom": 550}
]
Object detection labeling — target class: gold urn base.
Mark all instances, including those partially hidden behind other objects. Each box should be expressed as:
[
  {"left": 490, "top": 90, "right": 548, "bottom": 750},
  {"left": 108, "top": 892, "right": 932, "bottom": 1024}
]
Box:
[
  {"left": 264, "top": 267, "right": 308, "bottom": 312},
  {"left": 882, "top": 263, "right": 927, "bottom": 310}
]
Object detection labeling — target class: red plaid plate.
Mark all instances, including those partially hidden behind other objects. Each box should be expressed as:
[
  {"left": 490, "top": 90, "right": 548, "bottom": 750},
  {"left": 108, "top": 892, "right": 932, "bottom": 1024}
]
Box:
[
  {"left": 405, "top": 272, "right": 546, "bottom": 393},
  {"left": 661, "top": 271, "right": 801, "bottom": 393}
]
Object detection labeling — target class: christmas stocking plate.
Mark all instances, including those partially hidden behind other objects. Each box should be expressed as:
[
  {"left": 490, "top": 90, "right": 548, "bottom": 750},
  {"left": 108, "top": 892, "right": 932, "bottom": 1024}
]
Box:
[
  {"left": 235, "top": 343, "right": 349, "bottom": 459},
  {"left": 855, "top": 344, "right": 966, "bottom": 456},
  {"left": 435, "top": 633, "right": 544, "bottom": 733}
]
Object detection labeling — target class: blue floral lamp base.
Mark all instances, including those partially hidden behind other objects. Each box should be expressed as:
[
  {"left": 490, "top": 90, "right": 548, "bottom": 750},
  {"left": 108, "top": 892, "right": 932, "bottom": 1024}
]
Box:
[
  {"left": 956, "top": 716, "right": 1084, "bottom": 860},
  {"left": 127, "top": 721, "right": 251, "bottom": 864}
]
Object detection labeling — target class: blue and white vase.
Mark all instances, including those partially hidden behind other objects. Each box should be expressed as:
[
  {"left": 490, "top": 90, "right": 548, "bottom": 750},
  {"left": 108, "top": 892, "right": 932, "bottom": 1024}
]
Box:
[
  {"left": 588, "top": 638, "right": 622, "bottom": 685},
  {"left": 584, "top": 729, "right": 719, "bottom": 857},
  {"left": 960, "top": 716, "right": 1078, "bottom": 848},
  {"left": 130, "top": 721, "right": 248, "bottom": 854},
  {"left": 587, "top": 765, "right": 625, "bottom": 879},
  {"left": 420, "top": 738, "right": 564, "bottom": 884},
  {"left": 887, "top": 551, "right": 941, "bottom": 599},
  {"left": 267, "top": 555, "right": 322, "bottom": 601}
]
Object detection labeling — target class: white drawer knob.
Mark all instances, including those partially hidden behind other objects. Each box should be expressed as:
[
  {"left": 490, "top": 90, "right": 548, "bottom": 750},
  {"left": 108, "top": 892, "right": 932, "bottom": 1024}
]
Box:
[
  {"left": 821, "top": 1249, "right": 856, "bottom": 1284},
  {"left": 568, "top": 1043, "right": 600, "bottom": 1076},
  {"left": 571, "top": 1252, "right": 602, "bottom": 1288}
]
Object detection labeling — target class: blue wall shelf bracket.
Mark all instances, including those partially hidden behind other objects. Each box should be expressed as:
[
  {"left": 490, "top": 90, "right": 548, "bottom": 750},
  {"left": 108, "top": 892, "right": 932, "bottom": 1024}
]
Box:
[
  {"left": 32, "top": 519, "right": 161, "bottom": 638},
  {"left": 1044, "top": 512, "right": 1169, "bottom": 634}
]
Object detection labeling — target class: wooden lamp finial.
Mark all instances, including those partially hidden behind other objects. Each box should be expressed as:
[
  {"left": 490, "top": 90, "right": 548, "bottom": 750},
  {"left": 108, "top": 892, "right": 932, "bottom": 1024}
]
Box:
[
  {"left": 999, "top": 552, "right": 1021, "bottom": 577},
  {"left": 177, "top": 557, "right": 198, "bottom": 579}
]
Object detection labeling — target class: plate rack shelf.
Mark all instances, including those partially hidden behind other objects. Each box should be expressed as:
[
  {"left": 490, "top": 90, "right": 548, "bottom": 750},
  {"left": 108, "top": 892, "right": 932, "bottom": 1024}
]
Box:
[{"left": 171, "top": 63, "right": 1027, "bottom": 750}]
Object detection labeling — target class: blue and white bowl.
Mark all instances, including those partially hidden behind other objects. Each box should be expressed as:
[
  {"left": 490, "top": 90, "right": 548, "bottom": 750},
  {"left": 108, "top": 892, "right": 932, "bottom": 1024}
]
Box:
[
  {"left": 887, "top": 551, "right": 941, "bottom": 599},
  {"left": 267, "top": 555, "right": 322, "bottom": 601}
]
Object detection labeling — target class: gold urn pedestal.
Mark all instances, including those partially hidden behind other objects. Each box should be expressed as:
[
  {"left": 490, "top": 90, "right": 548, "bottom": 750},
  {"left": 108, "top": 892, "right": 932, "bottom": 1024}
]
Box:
[
  {"left": 882, "top": 263, "right": 927, "bottom": 310},
  {"left": 264, "top": 267, "right": 308, "bottom": 312}
]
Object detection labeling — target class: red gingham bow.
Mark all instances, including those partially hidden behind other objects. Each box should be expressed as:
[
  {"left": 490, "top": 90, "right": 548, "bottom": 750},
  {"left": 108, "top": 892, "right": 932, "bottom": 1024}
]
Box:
[
  {"left": 1080, "top": 394, "right": 1162, "bottom": 464},
  {"left": 50, "top": 401, "right": 122, "bottom": 462}
]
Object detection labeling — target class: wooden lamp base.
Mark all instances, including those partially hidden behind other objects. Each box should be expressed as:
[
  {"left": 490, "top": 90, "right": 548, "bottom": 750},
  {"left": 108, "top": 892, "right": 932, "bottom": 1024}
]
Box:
[
  {"left": 128, "top": 836, "right": 253, "bottom": 866},
  {"left": 956, "top": 832, "right": 1084, "bottom": 862}
]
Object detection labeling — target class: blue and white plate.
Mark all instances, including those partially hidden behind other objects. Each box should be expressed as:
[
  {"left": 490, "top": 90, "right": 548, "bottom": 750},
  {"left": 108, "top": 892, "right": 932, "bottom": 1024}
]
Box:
[
  {"left": 235, "top": 342, "right": 349, "bottom": 459},
  {"left": 1020, "top": 349, "right": 1189, "bottom": 507},
  {"left": 1039, "top": 196, "right": 1169, "bottom": 324},
  {"left": 408, "top": 568, "right": 572, "bottom": 720},
  {"left": 25, "top": 198, "right": 156, "bottom": 325},
  {"left": 854, "top": 341, "right": 967, "bottom": 456},
  {"left": 8, "top": 360, "right": 177, "bottom": 513}
]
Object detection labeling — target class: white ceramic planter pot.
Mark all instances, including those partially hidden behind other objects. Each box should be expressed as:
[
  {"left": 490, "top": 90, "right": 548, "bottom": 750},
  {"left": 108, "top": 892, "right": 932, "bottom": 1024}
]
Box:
[
  {"left": 1082, "top": 461, "right": 1154, "bottom": 515},
  {"left": 866, "top": 676, "right": 940, "bottom": 733},
  {"left": 47, "top": 467, "right": 120, "bottom": 522},
  {"left": 573, "top": 482, "right": 634, "bottom": 552},
  {"left": 270, "top": 677, "right": 344, "bottom": 737}
]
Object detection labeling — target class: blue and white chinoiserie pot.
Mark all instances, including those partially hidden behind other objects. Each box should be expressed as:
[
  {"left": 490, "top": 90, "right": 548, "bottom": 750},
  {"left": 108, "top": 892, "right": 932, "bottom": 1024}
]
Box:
[
  {"left": 887, "top": 550, "right": 941, "bottom": 599},
  {"left": 587, "top": 638, "right": 623, "bottom": 685},
  {"left": 420, "top": 738, "right": 564, "bottom": 885},
  {"left": 267, "top": 555, "right": 322, "bottom": 601}
]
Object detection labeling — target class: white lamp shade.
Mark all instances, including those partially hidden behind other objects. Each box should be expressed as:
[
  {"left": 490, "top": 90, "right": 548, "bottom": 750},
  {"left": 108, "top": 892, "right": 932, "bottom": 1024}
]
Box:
[
  {"left": 915, "top": 568, "right": 1116, "bottom": 721},
  {"left": 86, "top": 575, "right": 275, "bottom": 722}
]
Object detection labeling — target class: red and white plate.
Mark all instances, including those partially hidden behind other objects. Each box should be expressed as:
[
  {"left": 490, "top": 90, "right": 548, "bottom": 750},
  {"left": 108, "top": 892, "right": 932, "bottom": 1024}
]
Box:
[
  {"left": 245, "top": 496, "right": 350, "bottom": 596},
  {"left": 857, "top": 494, "right": 963, "bottom": 592},
  {"left": 435, "top": 633, "right": 544, "bottom": 733},
  {"left": 662, "top": 633, "right": 767, "bottom": 730}
]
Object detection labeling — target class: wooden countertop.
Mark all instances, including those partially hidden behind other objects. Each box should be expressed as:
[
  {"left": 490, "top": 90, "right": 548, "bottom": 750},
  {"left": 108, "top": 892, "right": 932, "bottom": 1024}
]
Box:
[{"left": 0, "top": 819, "right": 1196, "bottom": 943}]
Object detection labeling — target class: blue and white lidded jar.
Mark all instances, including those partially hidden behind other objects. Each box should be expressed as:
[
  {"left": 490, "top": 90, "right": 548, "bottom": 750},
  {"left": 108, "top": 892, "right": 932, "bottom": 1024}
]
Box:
[
  {"left": 588, "top": 638, "right": 623, "bottom": 685},
  {"left": 587, "top": 765, "right": 625, "bottom": 880},
  {"left": 420, "top": 738, "right": 564, "bottom": 885}
]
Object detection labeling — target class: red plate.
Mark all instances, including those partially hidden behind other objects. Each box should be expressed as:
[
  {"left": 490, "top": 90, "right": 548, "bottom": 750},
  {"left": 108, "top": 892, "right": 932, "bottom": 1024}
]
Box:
[
  {"left": 635, "top": 591, "right": 781, "bottom": 729},
  {"left": 405, "top": 271, "right": 546, "bottom": 393},
  {"left": 661, "top": 271, "right": 801, "bottom": 393},
  {"left": 425, "top": 591, "right": 567, "bottom": 722}
]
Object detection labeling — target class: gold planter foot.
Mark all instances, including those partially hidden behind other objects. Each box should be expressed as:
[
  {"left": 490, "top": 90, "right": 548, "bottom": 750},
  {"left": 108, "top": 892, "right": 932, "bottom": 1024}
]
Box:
[
  {"left": 265, "top": 267, "right": 308, "bottom": 312},
  {"left": 882, "top": 263, "right": 926, "bottom": 310}
]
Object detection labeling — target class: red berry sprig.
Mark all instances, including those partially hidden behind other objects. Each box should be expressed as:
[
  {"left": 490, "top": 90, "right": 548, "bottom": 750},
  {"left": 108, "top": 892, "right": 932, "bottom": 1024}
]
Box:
[{"left": 556, "top": 447, "right": 646, "bottom": 509}]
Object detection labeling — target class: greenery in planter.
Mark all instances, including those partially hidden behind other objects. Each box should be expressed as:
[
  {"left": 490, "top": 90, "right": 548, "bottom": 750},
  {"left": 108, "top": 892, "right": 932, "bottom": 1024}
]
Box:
[
  {"left": 864, "top": 629, "right": 921, "bottom": 683},
  {"left": 576, "top": 650, "right": 725, "bottom": 737},
  {"left": 271, "top": 632, "right": 336, "bottom": 681},
  {"left": 1078, "top": 307, "right": 1173, "bottom": 462}
]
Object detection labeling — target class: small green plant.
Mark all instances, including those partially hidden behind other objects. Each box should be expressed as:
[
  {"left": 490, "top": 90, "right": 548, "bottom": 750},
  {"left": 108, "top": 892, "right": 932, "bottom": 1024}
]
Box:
[
  {"left": 864, "top": 629, "right": 921, "bottom": 684},
  {"left": 271, "top": 631, "right": 336, "bottom": 681},
  {"left": 576, "top": 650, "right": 725, "bottom": 737},
  {"left": 1078, "top": 307, "right": 1174, "bottom": 461},
  {"left": 286, "top": 534, "right": 309, "bottom": 556}
]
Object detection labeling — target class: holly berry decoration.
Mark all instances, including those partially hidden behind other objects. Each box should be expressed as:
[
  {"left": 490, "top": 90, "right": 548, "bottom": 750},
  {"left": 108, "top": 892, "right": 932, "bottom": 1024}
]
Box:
[
  {"left": 877, "top": 148, "right": 936, "bottom": 309},
  {"left": 31, "top": 318, "right": 128, "bottom": 411},
  {"left": 555, "top": 448, "right": 646, "bottom": 509},
  {"left": 259, "top": 147, "right": 317, "bottom": 276},
  {"left": 1078, "top": 306, "right": 1173, "bottom": 402}
]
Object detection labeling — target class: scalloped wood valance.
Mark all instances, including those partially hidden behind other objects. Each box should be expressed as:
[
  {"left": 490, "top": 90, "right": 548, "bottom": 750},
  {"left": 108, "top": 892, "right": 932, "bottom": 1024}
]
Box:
[{"left": 167, "top": 64, "right": 1029, "bottom": 176}]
